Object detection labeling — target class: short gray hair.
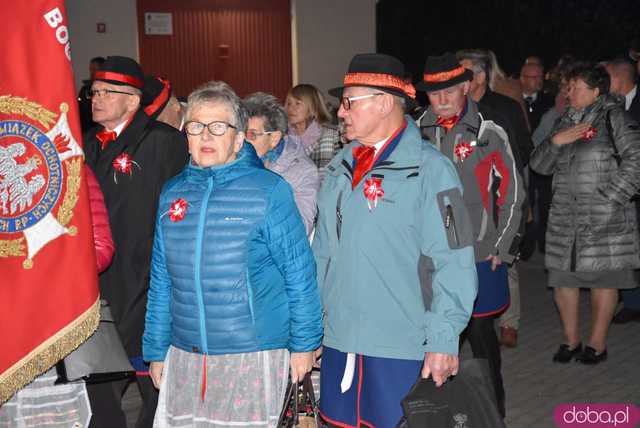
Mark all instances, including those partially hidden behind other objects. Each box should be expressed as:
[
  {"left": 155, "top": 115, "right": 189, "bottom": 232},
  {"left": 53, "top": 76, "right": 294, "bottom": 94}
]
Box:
[
  {"left": 243, "top": 92, "right": 288, "bottom": 134},
  {"left": 185, "top": 81, "right": 248, "bottom": 132},
  {"left": 457, "top": 49, "right": 492, "bottom": 83}
]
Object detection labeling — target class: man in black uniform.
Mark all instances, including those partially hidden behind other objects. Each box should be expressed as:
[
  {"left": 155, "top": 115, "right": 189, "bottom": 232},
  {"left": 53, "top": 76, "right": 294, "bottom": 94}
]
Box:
[{"left": 84, "top": 56, "right": 188, "bottom": 428}]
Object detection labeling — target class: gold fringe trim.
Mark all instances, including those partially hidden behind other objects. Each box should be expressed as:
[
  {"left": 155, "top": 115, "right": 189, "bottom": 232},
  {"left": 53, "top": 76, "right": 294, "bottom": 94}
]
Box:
[{"left": 0, "top": 297, "right": 100, "bottom": 404}]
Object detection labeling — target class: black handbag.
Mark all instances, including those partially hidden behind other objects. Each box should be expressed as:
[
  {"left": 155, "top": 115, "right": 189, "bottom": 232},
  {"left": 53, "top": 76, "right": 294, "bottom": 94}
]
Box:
[
  {"left": 397, "top": 359, "right": 505, "bottom": 428},
  {"left": 278, "top": 371, "right": 323, "bottom": 428},
  {"left": 55, "top": 300, "right": 135, "bottom": 384}
]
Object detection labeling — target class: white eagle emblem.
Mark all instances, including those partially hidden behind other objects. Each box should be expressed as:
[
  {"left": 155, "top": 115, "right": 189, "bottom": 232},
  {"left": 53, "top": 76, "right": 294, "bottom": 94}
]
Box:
[{"left": 0, "top": 143, "right": 46, "bottom": 215}]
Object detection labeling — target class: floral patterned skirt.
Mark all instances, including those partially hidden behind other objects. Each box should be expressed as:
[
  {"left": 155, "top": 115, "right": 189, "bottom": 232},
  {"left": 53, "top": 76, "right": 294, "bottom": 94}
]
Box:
[{"left": 154, "top": 346, "right": 289, "bottom": 428}]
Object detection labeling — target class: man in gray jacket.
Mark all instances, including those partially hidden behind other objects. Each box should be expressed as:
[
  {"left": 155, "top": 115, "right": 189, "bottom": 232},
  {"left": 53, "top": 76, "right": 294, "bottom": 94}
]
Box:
[{"left": 417, "top": 53, "right": 526, "bottom": 417}]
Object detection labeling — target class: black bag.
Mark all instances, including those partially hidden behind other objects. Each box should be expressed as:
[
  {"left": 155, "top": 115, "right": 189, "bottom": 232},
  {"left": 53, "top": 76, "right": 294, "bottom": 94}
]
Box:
[
  {"left": 278, "top": 371, "right": 323, "bottom": 428},
  {"left": 55, "top": 300, "right": 135, "bottom": 384},
  {"left": 397, "top": 359, "right": 505, "bottom": 428}
]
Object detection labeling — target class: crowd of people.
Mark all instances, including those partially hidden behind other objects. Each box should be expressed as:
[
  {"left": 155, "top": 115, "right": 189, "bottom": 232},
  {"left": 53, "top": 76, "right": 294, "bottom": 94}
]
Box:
[{"left": 2, "top": 44, "right": 640, "bottom": 428}]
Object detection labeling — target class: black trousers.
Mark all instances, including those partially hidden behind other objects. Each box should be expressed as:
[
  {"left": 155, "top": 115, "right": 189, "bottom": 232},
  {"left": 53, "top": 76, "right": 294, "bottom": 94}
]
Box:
[
  {"left": 529, "top": 171, "right": 553, "bottom": 250},
  {"left": 462, "top": 317, "right": 505, "bottom": 418},
  {"left": 87, "top": 375, "right": 158, "bottom": 428}
]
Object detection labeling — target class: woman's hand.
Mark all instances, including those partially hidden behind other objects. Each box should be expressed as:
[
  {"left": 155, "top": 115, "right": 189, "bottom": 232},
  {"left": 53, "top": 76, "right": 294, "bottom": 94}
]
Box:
[
  {"left": 290, "top": 351, "right": 314, "bottom": 383},
  {"left": 551, "top": 123, "right": 591, "bottom": 146},
  {"left": 149, "top": 361, "right": 164, "bottom": 389}
]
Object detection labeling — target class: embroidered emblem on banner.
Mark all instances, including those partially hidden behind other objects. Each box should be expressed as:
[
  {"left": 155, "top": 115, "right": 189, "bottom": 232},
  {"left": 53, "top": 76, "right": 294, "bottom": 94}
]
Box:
[{"left": 0, "top": 96, "right": 83, "bottom": 269}]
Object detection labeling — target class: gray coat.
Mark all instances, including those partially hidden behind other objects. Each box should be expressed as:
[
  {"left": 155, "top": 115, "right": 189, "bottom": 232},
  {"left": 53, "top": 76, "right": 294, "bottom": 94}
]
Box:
[
  {"left": 530, "top": 94, "right": 640, "bottom": 272},
  {"left": 269, "top": 137, "right": 320, "bottom": 235}
]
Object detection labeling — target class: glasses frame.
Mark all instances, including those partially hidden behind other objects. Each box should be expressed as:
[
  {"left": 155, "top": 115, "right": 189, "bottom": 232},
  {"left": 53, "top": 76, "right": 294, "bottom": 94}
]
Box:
[
  {"left": 245, "top": 129, "right": 276, "bottom": 141},
  {"left": 183, "top": 120, "right": 238, "bottom": 137},
  {"left": 340, "top": 93, "right": 385, "bottom": 110},
  {"left": 86, "top": 89, "right": 136, "bottom": 100}
]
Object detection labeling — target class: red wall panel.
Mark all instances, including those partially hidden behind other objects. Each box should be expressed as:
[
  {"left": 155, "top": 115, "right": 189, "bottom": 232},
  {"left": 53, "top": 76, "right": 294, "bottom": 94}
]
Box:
[{"left": 137, "top": 0, "right": 292, "bottom": 100}]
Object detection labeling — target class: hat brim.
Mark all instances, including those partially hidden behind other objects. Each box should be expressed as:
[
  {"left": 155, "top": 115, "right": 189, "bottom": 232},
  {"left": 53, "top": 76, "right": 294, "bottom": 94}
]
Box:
[
  {"left": 415, "top": 68, "right": 473, "bottom": 92},
  {"left": 328, "top": 85, "right": 418, "bottom": 110}
]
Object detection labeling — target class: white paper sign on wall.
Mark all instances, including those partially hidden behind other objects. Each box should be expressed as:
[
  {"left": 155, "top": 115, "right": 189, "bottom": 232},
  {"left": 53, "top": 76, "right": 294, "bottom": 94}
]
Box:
[{"left": 145, "top": 13, "right": 173, "bottom": 35}]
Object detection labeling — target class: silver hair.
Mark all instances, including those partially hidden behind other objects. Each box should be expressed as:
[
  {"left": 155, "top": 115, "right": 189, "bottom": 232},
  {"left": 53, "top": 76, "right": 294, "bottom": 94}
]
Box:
[
  {"left": 243, "top": 92, "right": 288, "bottom": 134},
  {"left": 185, "top": 81, "right": 248, "bottom": 132},
  {"left": 456, "top": 49, "right": 492, "bottom": 83}
]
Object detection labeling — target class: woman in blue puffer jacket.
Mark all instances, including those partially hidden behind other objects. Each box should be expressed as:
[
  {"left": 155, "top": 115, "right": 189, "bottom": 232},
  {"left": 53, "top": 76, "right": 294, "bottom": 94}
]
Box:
[{"left": 142, "top": 81, "right": 323, "bottom": 428}]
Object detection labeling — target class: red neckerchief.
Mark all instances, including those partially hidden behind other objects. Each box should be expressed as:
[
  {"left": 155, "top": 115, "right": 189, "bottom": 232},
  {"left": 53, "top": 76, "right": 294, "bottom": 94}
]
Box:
[
  {"left": 436, "top": 114, "right": 460, "bottom": 132},
  {"left": 97, "top": 115, "right": 136, "bottom": 150}
]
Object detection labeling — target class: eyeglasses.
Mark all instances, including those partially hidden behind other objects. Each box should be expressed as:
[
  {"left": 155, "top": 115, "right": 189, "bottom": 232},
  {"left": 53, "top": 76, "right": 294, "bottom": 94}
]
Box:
[
  {"left": 184, "top": 120, "right": 237, "bottom": 136},
  {"left": 86, "top": 89, "right": 136, "bottom": 100},
  {"left": 245, "top": 129, "right": 275, "bottom": 141},
  {"left": 340, "top": 93, "right": 385, "bottom": 110}
]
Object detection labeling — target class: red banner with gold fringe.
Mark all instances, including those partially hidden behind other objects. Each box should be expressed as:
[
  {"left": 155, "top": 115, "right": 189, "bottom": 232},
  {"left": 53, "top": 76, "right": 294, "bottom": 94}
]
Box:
[{"left": 0, "top": 1, "right": 100, "bottom": 403}]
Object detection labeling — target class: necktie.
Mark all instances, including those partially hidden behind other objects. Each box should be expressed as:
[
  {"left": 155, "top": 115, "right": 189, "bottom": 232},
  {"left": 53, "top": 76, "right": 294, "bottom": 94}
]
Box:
[
  {"left": 525, "top": 96, "right": 534, "bottom": 113},
  {"left": 352, "top": 145, "right": 376, "bottom": 189},
  {"left": 96, "top": 129, "right": 117, "bottom": 150},
  {"left": 436, "top": 115, "right": 460, "bottom": 133}
]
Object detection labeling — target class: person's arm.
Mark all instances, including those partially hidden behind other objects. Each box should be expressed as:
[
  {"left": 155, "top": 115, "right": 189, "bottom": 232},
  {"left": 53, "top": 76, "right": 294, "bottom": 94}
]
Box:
[
  {"left": 86, "top": 167, "right": 114, "bottom": 273},
  {"left": 599, "top": 109, "right": 640, "bottom": 204},
  {"left": 479, "top": 123, "right": 526, "bottom": 264},
  {"left": 264, "top": 180, "right": 323, "bottom": 380},
  {"left": 419, "top": 155, "right": 477, "bottom": 385},
  {"left": 142, "top": 201, "right": 173, "bottom": 365},
  {"left": 291, "top": 161, "right": 320, "bottom": 236}
]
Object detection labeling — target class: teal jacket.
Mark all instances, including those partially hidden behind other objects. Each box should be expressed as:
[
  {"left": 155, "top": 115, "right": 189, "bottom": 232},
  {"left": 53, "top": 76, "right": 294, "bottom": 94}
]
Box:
[{"left": 313, "top": 119, "right": 477, "bottom": 359}]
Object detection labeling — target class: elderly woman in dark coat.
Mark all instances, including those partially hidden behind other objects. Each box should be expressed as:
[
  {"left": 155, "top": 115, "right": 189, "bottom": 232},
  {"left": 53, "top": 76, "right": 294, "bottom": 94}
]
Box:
[{"left": 530, "top": 63, "right": 640, "bottom": 364}]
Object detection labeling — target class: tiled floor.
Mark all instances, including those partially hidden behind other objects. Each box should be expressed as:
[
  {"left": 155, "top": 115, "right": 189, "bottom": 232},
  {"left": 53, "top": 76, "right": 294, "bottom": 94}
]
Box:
[{"left": 122, "top": 252, "right": 640, "bottom": 427}]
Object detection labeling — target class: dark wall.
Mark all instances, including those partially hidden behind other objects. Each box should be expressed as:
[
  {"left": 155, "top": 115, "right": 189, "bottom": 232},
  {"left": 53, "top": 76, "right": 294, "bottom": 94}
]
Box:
[{"left": 377, "top": 0, "right": 639, "bottom": 79}]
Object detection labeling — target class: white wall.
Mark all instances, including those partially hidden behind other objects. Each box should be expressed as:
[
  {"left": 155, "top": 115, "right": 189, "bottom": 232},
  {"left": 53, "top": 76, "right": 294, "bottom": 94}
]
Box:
[
  {"left": 292, "top": 0, "right": 376, "bottom": 105},
  {"left": 66, "top": 0, "right": 139, "bottom": 92}
]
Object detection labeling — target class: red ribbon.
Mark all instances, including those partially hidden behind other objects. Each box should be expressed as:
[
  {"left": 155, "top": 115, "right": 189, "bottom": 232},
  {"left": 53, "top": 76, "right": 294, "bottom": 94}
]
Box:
[
  {"left": 436, "top": 115, "right": 460, "bottom": 132},
  {"left": 93, "top": 71, "right": 144, "bottom": 89},
  {"left": 344, "top": 72, "right": 416, "bottom": 99},
  {"left": 144, "top": 77, "right": 172, "bottom": 117},
  {"left": 96, "top": 129, "right": 117, "bottom": 150},
  {"left": 363, "top": 177, "right": 384, "bottom": 210}
]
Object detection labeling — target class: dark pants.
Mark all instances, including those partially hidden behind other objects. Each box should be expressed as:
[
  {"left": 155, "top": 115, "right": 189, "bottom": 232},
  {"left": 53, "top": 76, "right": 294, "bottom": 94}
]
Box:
[
  {"left": 87, "top": 375, "right": 158, "bottom": 428},
  {"left": 462, "top": 317, "right": 505, "bottom": 418},
  {"left": 529, "top": 171, "right": 553, "bottom": 251}
]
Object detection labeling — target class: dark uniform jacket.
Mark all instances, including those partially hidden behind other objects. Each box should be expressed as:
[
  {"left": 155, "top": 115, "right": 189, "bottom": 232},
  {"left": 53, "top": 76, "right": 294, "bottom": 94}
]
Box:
[{"left": 85, "top": 109, "right": 189, "bottom": 356}]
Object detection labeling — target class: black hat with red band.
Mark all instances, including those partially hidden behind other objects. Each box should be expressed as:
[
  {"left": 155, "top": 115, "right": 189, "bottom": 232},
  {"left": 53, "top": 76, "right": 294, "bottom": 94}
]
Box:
[
  {"left": 329, "top": 53, "right": 417, "bottom": 109},
  {"left": 142, "top": 76, "right": 172, "bottom": 120},
  {"left": 92, "top": 56, "right": 145, "bottom": 90},
  {"left": 416, "top": 53, "right": 473, "bottom": 92}
]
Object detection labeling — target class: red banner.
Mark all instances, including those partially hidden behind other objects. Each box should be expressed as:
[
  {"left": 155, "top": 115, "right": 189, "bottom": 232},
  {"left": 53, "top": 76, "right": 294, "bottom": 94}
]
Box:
[{"left": 0, "top": 1, "right": 99, "bottom": 402}]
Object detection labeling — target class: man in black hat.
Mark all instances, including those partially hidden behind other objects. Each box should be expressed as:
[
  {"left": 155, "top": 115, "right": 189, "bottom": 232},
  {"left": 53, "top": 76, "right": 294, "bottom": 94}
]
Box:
[
  {"left": 314, "top": 53, "right": 477, "bottom": 427},
  {"left": 417, "top": 53, "right": 526, "bottom": 417},
  {"left": 84, "top": 56, "right": 188, "bottom": 428}
]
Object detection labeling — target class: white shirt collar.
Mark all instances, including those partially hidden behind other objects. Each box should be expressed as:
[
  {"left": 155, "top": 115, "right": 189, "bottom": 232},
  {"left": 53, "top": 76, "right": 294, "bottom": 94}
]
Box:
[
  {"left": 373, "top": 138, "right": 387, "bottom": 153},
  {"left": 523, "top": 92, "right": 538, "bottom": 102},
  {"left": 625, "top": 85, "right": 637, "bottom": 111}
]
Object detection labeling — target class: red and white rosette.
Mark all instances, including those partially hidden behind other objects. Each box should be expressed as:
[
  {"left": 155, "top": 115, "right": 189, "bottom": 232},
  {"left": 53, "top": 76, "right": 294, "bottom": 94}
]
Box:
[
  {"left": 583, "top": 126, "right": 597, "bottom": 141},
  {"left": 112, "top": 153, "right": 141, "bottom": 183},
  {"left": 168, "top": 198, "right": 188, "bottom": 222},
  {"left": 454, "top": 142, "right": 475, "bottom": 162},
  {"left": 363, "top": 177, "right": 384, "bottom": 211}
]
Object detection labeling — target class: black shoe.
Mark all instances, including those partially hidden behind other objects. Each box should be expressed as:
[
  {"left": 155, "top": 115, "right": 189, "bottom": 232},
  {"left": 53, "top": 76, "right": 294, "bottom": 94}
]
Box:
[
  {"left": 576, "top": 346, "right": 608, "bottom": 365},
  {"left": 552, "top": 343, "right": 582, "bottom": 363},
  {"left": 612, "top": 307, "right": 640, "bottom": 324}
]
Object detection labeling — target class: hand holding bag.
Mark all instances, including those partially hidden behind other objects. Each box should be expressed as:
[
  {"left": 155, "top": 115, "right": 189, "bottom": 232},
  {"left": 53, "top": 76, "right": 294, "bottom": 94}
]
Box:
[{"left": 278, "top": 372, "right": 322, "bottom": 428}]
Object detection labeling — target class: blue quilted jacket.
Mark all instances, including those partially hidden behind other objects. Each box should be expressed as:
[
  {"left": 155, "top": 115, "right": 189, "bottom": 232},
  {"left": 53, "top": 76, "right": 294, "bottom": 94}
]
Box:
[{"left": 143, "top": 143, "right": 323, "bottom": 361}]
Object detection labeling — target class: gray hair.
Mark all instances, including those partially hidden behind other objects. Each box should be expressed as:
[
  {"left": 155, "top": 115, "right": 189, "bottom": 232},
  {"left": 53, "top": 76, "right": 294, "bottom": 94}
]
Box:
[
  {"left": 457, "top": 49, "right": 492, "bottom": 84},
  {"left": 185, "top": 81, "right": 248, "bottom": 132},
  {"left": 243, "top": 92, "right": 288, "bottom": 134}
]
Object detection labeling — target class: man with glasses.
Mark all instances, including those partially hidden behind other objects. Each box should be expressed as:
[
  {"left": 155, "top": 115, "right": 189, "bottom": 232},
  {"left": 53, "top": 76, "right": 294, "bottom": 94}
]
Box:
[
  {"left": 313, "top": 53, "right": 477, "bottom": 427},
  {"left": 84, "top": 56, "right": 188, "bottom": 428}
]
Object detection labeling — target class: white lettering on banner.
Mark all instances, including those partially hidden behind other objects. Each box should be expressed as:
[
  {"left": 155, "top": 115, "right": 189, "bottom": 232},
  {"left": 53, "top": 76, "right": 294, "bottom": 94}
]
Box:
[{"left": 43, "top": 7, "right": 71, "bottom": 61}]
